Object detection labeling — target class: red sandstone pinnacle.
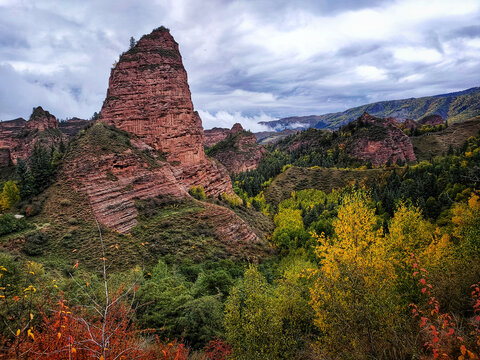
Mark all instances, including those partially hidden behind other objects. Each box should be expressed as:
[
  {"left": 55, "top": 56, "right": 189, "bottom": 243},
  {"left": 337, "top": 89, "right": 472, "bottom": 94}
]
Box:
[
  {"left": 100, "top": 27, "right": 203, "bottom": 165},
  {"left": 100, "top": 27, "right": 233, "bottom": 196}
]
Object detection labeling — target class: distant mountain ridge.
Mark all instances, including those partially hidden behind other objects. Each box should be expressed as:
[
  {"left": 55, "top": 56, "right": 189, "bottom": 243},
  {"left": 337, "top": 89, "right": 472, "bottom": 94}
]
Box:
[{"left": 260, "top": 86, "right": 480, "bottom": 130}]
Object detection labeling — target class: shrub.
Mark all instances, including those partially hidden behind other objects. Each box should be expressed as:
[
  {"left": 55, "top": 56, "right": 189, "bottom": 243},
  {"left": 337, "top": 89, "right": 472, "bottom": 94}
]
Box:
[
  {"left": 59, "top": 199, "right": 71, "bottom": 207},
  {"left": 221, "top": 193, "right": 242, "bottom": 207},
  {"left": 190, "top": 185, "right": 206, "bottom": 200},
  {"left": 0, "top": 214, "right": 28, "bottom": 236},
  {"left": 22, "top": 231, "right": 48, "bottom": 256}
]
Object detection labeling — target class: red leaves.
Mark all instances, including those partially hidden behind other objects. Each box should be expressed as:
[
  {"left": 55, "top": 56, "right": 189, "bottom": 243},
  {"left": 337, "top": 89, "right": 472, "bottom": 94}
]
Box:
[
  {"left": 203, "top": 339, "right": 232, "bottom": 360},
  {"left": 421, "top": 317, "right": 428, "bottom": 327},
  {"left": 3, "top": 298, "right": 189, "bottom": 359}
]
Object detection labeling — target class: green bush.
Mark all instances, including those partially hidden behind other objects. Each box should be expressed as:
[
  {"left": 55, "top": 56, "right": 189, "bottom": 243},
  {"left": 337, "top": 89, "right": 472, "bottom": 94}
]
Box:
[
  {"left": 22, "top": 231, "right": 48, "bottom": 256},
  {"left": 0, "top": 214, "right": 28, "bottom": 236}
]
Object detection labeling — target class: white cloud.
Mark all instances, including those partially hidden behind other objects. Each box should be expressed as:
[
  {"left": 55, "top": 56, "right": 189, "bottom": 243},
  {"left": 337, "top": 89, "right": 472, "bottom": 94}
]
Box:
[
  {"left": 393, "top": 47, "right": 443, "bottom": 64},
  {"left": 198, "top": 110, "right": 273, "bottom": 132},
  {"left": 355, "top": 65, "right": 388, "bottom": 81}
]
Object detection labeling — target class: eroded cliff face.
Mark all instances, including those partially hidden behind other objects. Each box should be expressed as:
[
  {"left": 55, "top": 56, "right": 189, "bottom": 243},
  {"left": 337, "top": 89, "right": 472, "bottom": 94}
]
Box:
[
  {"left": 204, "top": 127, "right": 231, "bottom": 148},
  {"left": 0, "top": 107, "right": 65, "bottom": 164},
  {"left": 100, "top": 27, "right": 232, "bottom": 196},
  {"left": 349, "top": 113, "right": 416, "bottom": 166},
  {"left": 206, "top": 123, "right": 266, "bottom": 173},
  {"left": 61, "top": 122, "right": 258, "bottom": 240}
]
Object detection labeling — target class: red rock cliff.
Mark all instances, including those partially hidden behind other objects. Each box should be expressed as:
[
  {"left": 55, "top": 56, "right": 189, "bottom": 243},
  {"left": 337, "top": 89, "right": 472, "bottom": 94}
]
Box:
[
  {"left": 349, "top": 113, "right": 416, "bottom": 166},
  {"left": 204, "top": 127, "right": 231, "bottom": 148},
  {"left": 207, "top": 124, "right": 266, "bottom": 173},
  {"left": 100, "top": 27, "right": 232, "bottom": 196},
  {"left": 0, "top": 107, "right": 65, "bottom": 164}
]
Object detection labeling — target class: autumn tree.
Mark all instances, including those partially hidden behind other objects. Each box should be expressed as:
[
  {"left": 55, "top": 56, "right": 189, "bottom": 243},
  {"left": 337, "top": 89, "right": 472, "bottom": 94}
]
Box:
[
  {"left": 0, "top": 181, "right": 20, "bottom": 211},
  {"left": 309, "top": 191, "right": 403, "bottom": 359}
]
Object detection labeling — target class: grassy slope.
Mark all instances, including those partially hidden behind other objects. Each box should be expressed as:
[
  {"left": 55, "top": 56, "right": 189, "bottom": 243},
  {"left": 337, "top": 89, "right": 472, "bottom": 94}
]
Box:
[
  {"left": 264, "top": 166, "right": 387, "bottom": 206},
  {"left": 411, "top": 117, "right": 480, "bottom": 161}
]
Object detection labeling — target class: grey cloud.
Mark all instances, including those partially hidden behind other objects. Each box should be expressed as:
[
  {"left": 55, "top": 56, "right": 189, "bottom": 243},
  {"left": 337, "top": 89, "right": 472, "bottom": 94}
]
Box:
[
  {"left": 1, "top": 0, "right": 480, "bottom": 129},
  {"left": 449, "top": 25, "right": 480, "bottom": 39}
]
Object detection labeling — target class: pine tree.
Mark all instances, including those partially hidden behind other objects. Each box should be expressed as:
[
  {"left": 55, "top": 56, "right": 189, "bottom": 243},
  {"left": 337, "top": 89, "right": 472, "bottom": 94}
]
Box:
[
  {"left": 16, "top": 158, "right": 34, "bottom": 199},
  {"left": 129, "top": 36, "right": 136, "bottom": 49}
]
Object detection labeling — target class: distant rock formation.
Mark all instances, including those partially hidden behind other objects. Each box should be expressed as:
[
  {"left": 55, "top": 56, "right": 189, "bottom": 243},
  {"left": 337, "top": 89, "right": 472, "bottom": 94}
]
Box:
[
  {"left": 273, "top": 112, "right": 416, "bottom": 167},
  {"left": 204, "top": 127, "right": 231, "bottom": 148},
  {"left": 418, "top": 114, "right": 444, "bottom": 126},
  {"left": 207, "top": 123, "right": 266, "bottom": 173},
  {"left": 0, "top": 107, "right": 65, "bottom": 164},
  {"left": 204, "top": 122, "right": 245, "bottom": 148},
  {"left": 349, "top": 113, "right": 416, "bottom": 166}
]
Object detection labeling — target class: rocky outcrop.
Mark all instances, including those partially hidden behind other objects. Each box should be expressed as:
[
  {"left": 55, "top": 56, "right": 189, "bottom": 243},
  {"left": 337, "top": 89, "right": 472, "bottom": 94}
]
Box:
[
  {"left": 100, "top": 26, "right": 232, "bottom": 196},
  {"left": 204, "top": 123, "right": 249, "bottom": 148},
  {"left": 27, "top": 106, "right": 58, "bottom": 131},
  {"left": 207, "top": 124, "right": 266, "bottom": 173},
  {"left": 349, "top": 113, "right": 416, "bottom": 166},
  {"left": 418, "top": 114, "right": 444, "bottom": 126},
  {"left": 0, "top": 107, "right": 65, "bottom": 164},
  {"left": 59, "top": 118, "right": 91, "bottom": 137},
  {"left": 231, "top": 123, "right": 243, "bottom": 133},
  {"left": 204, "top": 127, "right": 231, "bottom": 148},
  {"left": 62, "top": 123, "right": 189, "bottom": 232},
  {"left": 0, "top": 148, "right": 11, "bottom": 167},
  {"left": 61, "top": 122, "right": 253, "bottom": 237}
]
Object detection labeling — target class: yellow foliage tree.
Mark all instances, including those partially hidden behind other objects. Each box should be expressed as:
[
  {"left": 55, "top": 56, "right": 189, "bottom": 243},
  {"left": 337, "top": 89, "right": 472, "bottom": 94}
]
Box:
[
  {"left": 309, "top": 191, "right": 401, "bottom": 359},
  {"left": 0, "top": 181, "right": 20, "bottom": 211}
]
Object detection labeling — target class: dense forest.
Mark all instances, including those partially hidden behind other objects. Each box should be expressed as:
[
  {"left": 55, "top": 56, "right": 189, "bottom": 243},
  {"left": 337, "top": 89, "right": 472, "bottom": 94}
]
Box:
[{"left": 0, "top": 124, "right": 480, "bottom": 359}]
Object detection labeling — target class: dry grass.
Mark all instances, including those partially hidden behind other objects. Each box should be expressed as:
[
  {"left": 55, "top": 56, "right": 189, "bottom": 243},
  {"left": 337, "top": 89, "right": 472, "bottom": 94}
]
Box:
[{"left": 411, "top": 117, "right": 480, "bottom": 161}]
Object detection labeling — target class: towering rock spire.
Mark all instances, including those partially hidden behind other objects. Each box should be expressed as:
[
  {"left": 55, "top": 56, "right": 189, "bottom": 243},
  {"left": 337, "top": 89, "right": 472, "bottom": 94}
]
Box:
[
  {"left": 100, "top": 27, "right": 204, "bottom": 164},
  {"left": 100, "top": 27, "right": 232, "bottom": 197}
]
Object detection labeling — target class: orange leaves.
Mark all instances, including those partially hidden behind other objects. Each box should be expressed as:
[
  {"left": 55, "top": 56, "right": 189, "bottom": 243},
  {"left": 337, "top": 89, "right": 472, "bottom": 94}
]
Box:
[
  {"left": 73, "top": 260, "right": 78, "bottom": 269},
  {"left": 459, "top": 344, "right": 477, "bottom": 360}
]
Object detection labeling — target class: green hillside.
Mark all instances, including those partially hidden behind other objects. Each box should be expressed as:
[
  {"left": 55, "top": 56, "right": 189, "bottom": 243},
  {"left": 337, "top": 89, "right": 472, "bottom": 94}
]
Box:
[{"left": 261, "top": 86, "right": 480, "bottom": 130}]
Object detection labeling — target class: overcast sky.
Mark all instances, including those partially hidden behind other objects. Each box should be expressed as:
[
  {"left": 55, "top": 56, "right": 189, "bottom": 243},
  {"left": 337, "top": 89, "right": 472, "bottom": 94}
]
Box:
[{"left": 1, "top": 0, "right": 480, "bottom": 130}]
